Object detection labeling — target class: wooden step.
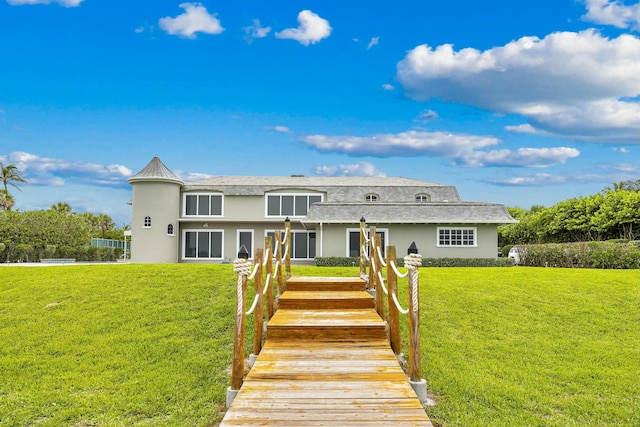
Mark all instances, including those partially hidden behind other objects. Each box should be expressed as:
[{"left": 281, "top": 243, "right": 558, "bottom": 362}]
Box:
[
  {"left": 278, "top": 290, "right": 375, "bottom": 310},
  {"left": 267, "top": 309, "right": 387, "bottom": 341},
  {"left": 286, "top": 276, "right": 366, "bottom": 292}
]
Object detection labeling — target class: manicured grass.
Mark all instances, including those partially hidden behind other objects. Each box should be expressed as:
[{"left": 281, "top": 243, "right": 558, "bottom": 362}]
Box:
[{"left": 1, "top": 265, "right": 638, "bottom": 426}]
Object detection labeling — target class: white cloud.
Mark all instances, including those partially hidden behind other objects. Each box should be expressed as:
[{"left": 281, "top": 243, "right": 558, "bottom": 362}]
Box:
[
  {"left": 414, "top": 109, "right": 438, "bottom": 122},
  {"left": 301, "top": 130, "right": 499, "bottom": 157},
  {"left": 396, "top": 30, "right": 640, "bottom": 143},
  {"left": 367, "top": 37, "right": 379, "bottom": 50},
  {"left": 614, "top": 147, "right": 630, "bottom": 153},
  {"left": 582, "top": 0, "right": 640, "bottom": 31},
  {"left": 266, "top": 125, "right": 291, "bottom": 133},
  {"left": 456, "top": 147, "right": 580, "bottom": 168},
  {"left": 173, "top": 170, "right": 214, "bottom": 181},
  {"left": 486, "top": 173, "right": 569, "bottom": 186},
  {"left": 244, "top": 19, "right": 271, "bottom": 42},
  {"left": 159, "top": 2, "right": 224, "bottom": 39},
  {"left": 314, "top": 162, "right": 386, "bottom": 177},
  {"left": 275, "top": 10, "right": 332, "bottom": 46},
  {"left": 2, "top": 151, "right": 133, "bottom": 188},
  {"left": 7, "top": 0, "right": 83, "bottom": 6},
  {"left": 382, "top": 84, "right": 395, "bottom": 91},
  {"left": 505, "top": 123, "right": 539, "bottom": 134}
]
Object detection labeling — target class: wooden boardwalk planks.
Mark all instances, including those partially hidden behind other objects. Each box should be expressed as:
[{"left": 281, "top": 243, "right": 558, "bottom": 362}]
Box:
[{"left": 220, "top": 276, "right": 433, "bottom": 426}]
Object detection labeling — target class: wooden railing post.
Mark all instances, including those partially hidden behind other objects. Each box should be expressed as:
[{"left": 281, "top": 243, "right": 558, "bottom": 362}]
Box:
[
  {"left": 386, "top": 245, "right": 401, "bottom": 355},
  {"left": 275, "top": 230, "right": 284, "bottom": 296},
  {"left": 265, "top": 236, "right": 275, "bottom": 321},
  {"left": 374, "top": 234, "right": 384, "bottom": 319},
  {"left": 228, "top": 246, "right": 250, "bottom": 406},
  {"left": 284, "top": 217, "right": 291, "bottom": 277},
  {"left": 359, "top": 217, "right": 366, "bottom": 277},
  {"left": 367, "top": 226, "right": 376, "bottom": 291},
  {"left": 406, "top": 242, "right": 422, "bottom": 383},
  {"left": 252, "top": 248, "right": 264, "bottom": 358}
]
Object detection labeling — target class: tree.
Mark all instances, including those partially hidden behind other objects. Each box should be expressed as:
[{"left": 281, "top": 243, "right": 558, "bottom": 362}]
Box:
[
  {"left": 50, "top": 202, "right": 72, "bottom": 215},
  {"left": 96, "top": 214, "right": 115, "bottom": 240},
  {"left": 0, "top": 190, "right": 14, "bottom": 211},
  {"left": 0, "top": 162, "right": 27, "bottom": 194}
]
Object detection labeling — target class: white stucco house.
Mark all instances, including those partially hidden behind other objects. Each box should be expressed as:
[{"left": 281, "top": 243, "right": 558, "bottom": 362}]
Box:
[{"left": 127, "top": 156, "right": 516, "bottom": 263}]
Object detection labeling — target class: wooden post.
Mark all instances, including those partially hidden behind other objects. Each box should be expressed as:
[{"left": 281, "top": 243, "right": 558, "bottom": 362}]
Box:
[
  {"left": 231, "top": 248, "right": 249, "bottom": 391},
  {"left": 374, "top": 234, "right": 384, "bottom": 319},
  {"left": 265, "top": 236, "right": 275, "bottom": 321},
  {"left": 252, "top": 248, "right": 264, "bottom": 357},
  {"left": 386, "top": 245, "right": 401, "bottom": 355},
  {"left": 359, "top": 217, "right": 366, "bottom": 277},
  {"left": 284, "top": 217, "right": 291, "bottom": 278},
  {"left": 367, "top": 226, "right": 376, "bottom": 291},
  {"left": 275, "top": 230, "right": 284, "bottom": 296},
  {"left": 407, "top": 243, "right": 422, "bottom": 382}
]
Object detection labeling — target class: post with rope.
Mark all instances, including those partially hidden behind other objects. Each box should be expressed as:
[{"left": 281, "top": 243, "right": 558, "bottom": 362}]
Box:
[
  {"left": 265, "top": 236, "right": 275, "bottom": 321},
  {"left": 405, "top": 242, "right": 429, "bottom": 405},
  {"left": 386, "top": 245, "right": 401, "bottom": 355},
  {"left": 367, "top": 225, "right": 376, "bottom": 291},
  {"left": 228, "top": 245, "right": 250, "bottom": 408},
  {"left": 359, "top": 217, "right": 366, "bottom": 278},
  {"left": 284, "top": 217, "right": 291, "bottom": 277},
  {"left": 373, "top": 234, "right": 384, "bottom": 319},
  {"left": 251, "top": 247, "right": 264, "bottom": 363},
  {"left": 275, "top": 230, "right": 284, "bottom": 296}
]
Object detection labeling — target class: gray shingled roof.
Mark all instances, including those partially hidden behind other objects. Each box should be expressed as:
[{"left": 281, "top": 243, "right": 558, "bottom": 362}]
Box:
[
  {"left": 183, "top": 176, "right": 461, "bottom": 202},
  {"left": 128, "top": 156, "right": 183, "bottom": 184},
  {"left": 302, "top": 202, "right": 517, "bottom": 225}
]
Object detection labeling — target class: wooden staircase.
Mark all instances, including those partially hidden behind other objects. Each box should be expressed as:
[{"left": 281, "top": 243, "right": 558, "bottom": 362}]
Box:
[{"left": 220, "top": 276, "right": 433, "bottom": 426}]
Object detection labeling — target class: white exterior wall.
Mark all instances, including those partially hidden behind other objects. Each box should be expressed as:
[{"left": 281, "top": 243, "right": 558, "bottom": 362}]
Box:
[{"left": 130, "top": 181, "right": 181, "bottom": 263}]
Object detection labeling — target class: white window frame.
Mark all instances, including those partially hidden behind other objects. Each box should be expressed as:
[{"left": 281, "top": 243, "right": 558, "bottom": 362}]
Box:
[
  {"left": 264, "top": 193, "right": 323, "bottom": 218},
  {"left": 237, "top": 229, "right": 254, "bottom": 259},
  {"left": 415, "top": 193, "right": 431, "bottom": 202},
  {"left": 365, "top": 193, "right": 379, "bottom": 202},
  {"left": 143, "top": 216, "right": 151, "bottom": 228},
  {"left": 437, "top": 227, "right": 477, "bottom": 247},
  {"left": 182, "top": 229, "right": 224, "bottom": 260},
  {"left": 346, "top": 228, "right": 388, "bottom": 258},
  {"left": 183, "top": 193, "right": 224, "bottom": 217},
  {"left": 167, "top": 224, "right": 175, "bottom": 236}
]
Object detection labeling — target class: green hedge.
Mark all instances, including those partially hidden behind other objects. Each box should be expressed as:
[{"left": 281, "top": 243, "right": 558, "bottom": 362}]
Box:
[
  {"left": 518, "top": 242, "right": 640, "bottom": 269},
  {"left": 314, "top": 256, "right": 515, "bottom": 267}
]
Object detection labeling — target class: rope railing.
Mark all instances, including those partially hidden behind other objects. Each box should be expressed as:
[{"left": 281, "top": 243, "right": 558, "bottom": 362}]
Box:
[
  {"left": 359, "top": 219, "right": 425, "bottom": 385},
  {"left": 228, "top": 220, "right": 291, "bottom": 406}
]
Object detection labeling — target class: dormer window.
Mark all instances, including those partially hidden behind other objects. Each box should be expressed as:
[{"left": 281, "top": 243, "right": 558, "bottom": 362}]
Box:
[
  {"left": 365, "top": 193, "right": 379, "bottom": 202},
  {"left": 415, "top": 194, "right": 431, "bottom": 202}
]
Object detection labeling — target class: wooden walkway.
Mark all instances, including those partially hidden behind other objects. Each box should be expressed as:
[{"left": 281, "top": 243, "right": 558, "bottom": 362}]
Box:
[{"left": 220, "top": 276, "right": 433, "bottom": 426}]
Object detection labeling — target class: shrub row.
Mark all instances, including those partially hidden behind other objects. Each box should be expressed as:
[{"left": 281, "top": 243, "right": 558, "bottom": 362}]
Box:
[
  {"left": 0, "top": 244, "right": 123, "bottom": 263},
  {"left": 314, "top": 256, "right": 515, "bottom": 268},
  {"left": 516, "top": 242, "right": 640, "bottom": 269}
]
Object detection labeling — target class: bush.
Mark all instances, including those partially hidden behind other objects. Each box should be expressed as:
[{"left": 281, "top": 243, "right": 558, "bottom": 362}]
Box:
[
  {"left": 13, "top": 244, "right": 34, "bottom": 262},
  {"left": 315, "top": 257, "right": 361, "bottom": 267},
  {"left": 519, "top": 242, "right": 640, "bottom": 269}
]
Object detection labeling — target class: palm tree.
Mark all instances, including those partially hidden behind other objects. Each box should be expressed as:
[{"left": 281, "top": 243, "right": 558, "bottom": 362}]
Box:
[
  {"left": 50, "top": 202, "right": 73, "bottom": 215},
  {"left": 0, "top": 162, "right": 27, "bottom": 194},
  {"left": 0, "top": 190, "right": 14, "bottom": 211}
]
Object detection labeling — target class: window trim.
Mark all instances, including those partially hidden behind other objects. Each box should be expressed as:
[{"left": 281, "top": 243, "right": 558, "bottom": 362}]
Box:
[
  {"left": 143, "top": 216, "right": 152, "bottom": 228},
  {"left": 364, "top": 193, "right": 379, "bottom": 202},
  {"left": 436, "top": 227, "right": 477, "bottom": 248},
  {"left": 181, "top": 229, "right": 225, "bottom": 260},
  {"left": 415, "top": 193, "right": 431, "bottom": 202},
  {"left": 237, "top": 229, "right": 254, "bottom": 260},
  {"left": 264, "top": 193, "right": 324, "bottom": 218},
  {"left": 265, "top": 229, "right": 316, "bottom": 260},
  {"left": 183, "top": 192, "right": 224, "bottom": 217},
  {"left": 167, "top": 224, "right": 175, "bottom": 236}
]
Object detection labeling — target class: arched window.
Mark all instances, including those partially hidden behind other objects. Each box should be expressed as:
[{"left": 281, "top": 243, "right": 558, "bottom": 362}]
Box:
[
  {"left": 143, "top": 216, "right": 151, "bottom": 228},
  {"left": 415, "top": 194, "right": 431, "bottom": 202},
  {"left": 167, "top": 224, "right": 174, "bottom": 235},
  {"left": 365, "top": 193, "right": 379, "bottom": 202}
]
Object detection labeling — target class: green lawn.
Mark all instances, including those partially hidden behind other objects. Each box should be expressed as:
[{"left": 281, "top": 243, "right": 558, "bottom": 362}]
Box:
[{"left": 0, "top": 265, "right": 638, "bottom": 426}]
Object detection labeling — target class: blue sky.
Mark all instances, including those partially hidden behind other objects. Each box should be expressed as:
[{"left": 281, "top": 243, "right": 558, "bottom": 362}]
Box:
[{"left": 1, "top": 0, "right": 639, "bottom": 226}]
